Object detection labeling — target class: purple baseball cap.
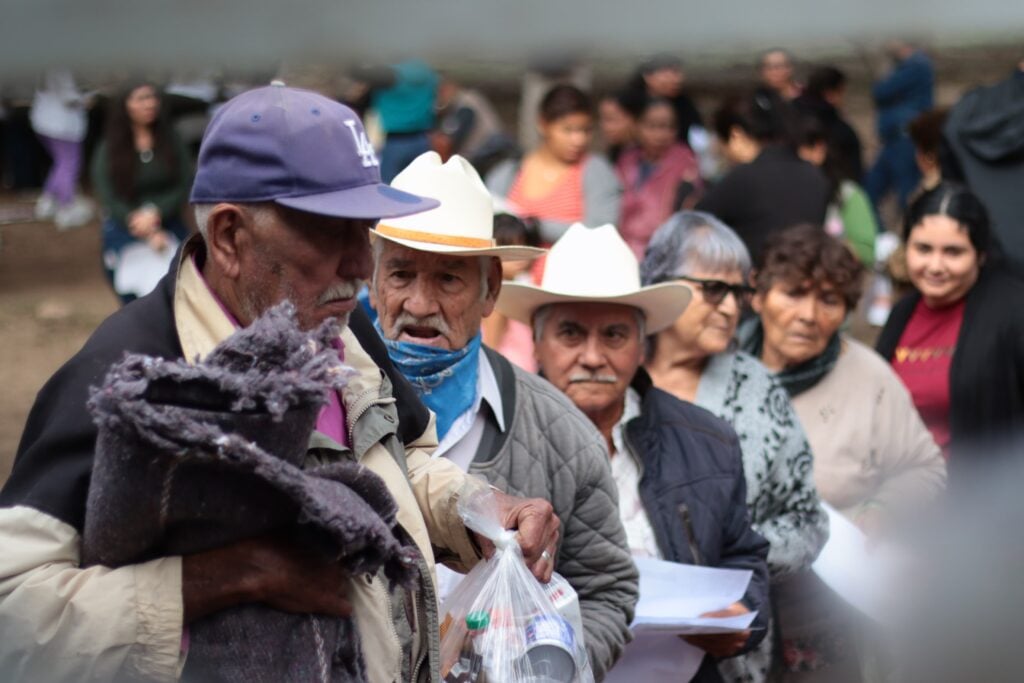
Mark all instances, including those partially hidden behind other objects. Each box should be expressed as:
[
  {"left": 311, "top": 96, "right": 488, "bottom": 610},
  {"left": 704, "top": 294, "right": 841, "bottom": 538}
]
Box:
[{"left": 189, "top": 82, "right": 439, "bottom": 219}]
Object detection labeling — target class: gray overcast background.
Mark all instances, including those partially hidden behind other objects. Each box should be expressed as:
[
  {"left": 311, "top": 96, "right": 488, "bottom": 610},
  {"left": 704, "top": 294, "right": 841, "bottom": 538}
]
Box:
[{"left": 1, "top": 0, "right": 1022, "bottom": 79}]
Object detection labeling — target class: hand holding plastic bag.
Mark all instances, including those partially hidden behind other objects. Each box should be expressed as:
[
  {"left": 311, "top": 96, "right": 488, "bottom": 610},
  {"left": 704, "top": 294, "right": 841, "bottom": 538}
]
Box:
[{"left": 440, "top": 486, "right": 594, "bottom": 683}]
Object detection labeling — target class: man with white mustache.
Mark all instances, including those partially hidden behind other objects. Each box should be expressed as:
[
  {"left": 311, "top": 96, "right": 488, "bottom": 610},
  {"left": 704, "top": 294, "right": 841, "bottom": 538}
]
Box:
[
  {"left": 499, "top": 224, "right": 771, "bottom": 683},
  {"left": 368, "top": 151, "right": 638, "bottom": 680},
  {"left": 0, "top": 85, "right": 561, "bottom": 683}
]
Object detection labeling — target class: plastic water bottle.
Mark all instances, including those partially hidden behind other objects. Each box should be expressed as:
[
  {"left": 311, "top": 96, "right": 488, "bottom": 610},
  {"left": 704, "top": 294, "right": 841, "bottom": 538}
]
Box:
[
  {"left": 520, "top": 614, "right": 577, "bottom": 682},
  {"left": 445, "top": 610, "right": 490, "bottom": 683}
]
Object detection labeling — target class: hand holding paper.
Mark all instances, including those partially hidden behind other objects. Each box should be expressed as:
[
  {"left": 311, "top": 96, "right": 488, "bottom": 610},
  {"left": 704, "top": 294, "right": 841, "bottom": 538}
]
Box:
[{"left": 682, "top": 601, "right": 752, "bottom": 657}]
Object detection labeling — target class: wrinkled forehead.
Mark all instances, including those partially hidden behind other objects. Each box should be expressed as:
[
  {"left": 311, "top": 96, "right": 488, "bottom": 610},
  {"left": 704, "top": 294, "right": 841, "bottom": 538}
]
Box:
[
  {"left": 768, "top": 276, "right": 839, "bottom": 296},
  {"left": 377, "top": 239, "right": 480, "bottom": 273},
  {"left": 545, "top": 301, "right": 643, "bottom": 330}
]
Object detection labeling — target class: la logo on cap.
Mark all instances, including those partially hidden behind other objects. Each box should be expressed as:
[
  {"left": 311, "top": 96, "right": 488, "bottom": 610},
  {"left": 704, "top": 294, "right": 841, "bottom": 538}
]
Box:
[{"left": 344, "top": 120, "right": 379, "bottom": 168}]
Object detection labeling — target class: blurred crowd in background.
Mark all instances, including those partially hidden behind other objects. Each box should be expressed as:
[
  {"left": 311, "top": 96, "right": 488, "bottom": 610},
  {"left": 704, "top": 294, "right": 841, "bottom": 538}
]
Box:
[{"left": 3, "top": 42, "right": 1024, "bottom": 681}]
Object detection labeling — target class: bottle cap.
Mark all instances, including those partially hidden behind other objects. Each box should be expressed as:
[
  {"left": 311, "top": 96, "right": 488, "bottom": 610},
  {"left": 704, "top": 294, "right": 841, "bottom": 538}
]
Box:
[{"left": 466, "top": 610, "right": 491, "bottom": 630}]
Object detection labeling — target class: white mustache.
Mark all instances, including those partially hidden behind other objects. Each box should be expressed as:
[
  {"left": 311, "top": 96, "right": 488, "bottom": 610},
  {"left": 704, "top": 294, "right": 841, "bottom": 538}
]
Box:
[
  {"left": 389, "top": 311, "right": 452, "bottom": 338},
  {"left": 569, "top": 373, "right": 618, "bottom": 384},
  {"left": 316, "top": 282, "right": 359, "bottom": 306}
]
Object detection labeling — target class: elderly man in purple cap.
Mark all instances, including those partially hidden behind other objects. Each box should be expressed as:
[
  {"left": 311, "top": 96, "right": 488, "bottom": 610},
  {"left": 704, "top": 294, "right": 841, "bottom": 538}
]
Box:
[{"left": 0, "top": 83, "right": 558, "bottom": 682}]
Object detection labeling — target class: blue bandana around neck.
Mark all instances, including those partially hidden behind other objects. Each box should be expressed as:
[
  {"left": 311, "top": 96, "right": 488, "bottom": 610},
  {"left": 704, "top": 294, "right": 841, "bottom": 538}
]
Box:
[{"left": 377, "top": 322, "right": 481, "bottom": 441}]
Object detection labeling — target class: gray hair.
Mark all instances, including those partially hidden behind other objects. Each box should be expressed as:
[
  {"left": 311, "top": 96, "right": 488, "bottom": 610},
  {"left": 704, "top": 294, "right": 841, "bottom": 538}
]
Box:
[
  {"left": 193, "top": 202, "right": 276, "bottom": 239},
  {"left": 531, "top": 303, "right": 646, "bottom": 344},
  {"left": 370, "top": 237, "right": 492, "bottom": 303},
  {"left": 639, "top": 211, "right": 752, "bottom": 285}
]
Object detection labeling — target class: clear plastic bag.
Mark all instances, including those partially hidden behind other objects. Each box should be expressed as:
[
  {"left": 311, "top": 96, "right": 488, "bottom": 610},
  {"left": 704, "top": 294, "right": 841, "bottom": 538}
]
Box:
[{"left": 439, "top": 486, "right": 594, "bottom": 683}]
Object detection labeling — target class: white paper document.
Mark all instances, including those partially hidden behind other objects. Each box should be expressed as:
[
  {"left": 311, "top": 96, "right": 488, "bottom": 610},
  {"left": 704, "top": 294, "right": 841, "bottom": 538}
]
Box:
[
  {"left": 812, "top": 501, "right": 904, "bottom": 622},
  {"left": 631, "top": 556, "right": 756, "bottom": 634},
  {"left": 606, "top": 558, "right": 757, "bottom": 683},
  {"left": 113, "top": 236, "right": 180, "bottom": 299}
]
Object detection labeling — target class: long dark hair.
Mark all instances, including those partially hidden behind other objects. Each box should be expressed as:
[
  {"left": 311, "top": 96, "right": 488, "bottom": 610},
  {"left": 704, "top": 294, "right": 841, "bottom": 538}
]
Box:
[
  {"left": 903, "top": 182, "right": 992, "bottom": 256},
  {"left": 104, "top": 81, "right": 179, "bottom": 203}
]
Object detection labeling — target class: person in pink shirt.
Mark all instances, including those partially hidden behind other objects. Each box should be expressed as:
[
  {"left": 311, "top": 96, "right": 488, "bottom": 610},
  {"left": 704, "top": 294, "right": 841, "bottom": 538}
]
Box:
[{"left": 616, "top": 97, "right": 703, "bottom": 259}]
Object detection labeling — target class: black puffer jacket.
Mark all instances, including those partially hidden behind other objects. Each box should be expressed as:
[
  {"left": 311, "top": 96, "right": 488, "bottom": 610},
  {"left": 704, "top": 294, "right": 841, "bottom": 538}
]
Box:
[{"left": 622, "top": 370, "right": 771, "bottom": 682}]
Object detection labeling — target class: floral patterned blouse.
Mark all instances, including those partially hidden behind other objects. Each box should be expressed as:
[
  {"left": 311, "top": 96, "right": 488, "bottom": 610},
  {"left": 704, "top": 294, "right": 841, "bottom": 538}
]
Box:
[{"left": 695, "top": 350, "right": 829, "bottom": 683}]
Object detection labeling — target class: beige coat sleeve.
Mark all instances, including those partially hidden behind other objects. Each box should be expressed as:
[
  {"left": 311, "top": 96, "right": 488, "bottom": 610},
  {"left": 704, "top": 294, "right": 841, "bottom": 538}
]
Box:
[
  {"left": 0, "top": 506, "right": 185, "bottom": 682},
  {"left": 403, "top": 412, "right": 488, "bottom": 571},
  {"left": 867, "top": 371, "right": 948, "bottom": 516}
]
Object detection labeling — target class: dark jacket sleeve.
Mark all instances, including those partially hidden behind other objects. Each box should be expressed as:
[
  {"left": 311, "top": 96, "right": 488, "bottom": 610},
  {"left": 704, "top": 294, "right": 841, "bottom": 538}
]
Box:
[
  {"left": 875, "top": 291, "right": 919, "bottom": 361},
  {"left": 716, "top": 441, "right": 771, "bottom": 655}
]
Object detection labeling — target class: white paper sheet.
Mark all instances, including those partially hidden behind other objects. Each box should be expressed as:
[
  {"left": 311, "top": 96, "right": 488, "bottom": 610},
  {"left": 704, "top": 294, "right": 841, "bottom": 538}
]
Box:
[
  {"left": 812, "top": 501, "right": 899, "bottom": 621},
  {"left": 113, "top": 236, "right": 180, "bottom": 298},
  {"left": 607, "top": 558, "right": 757, "bottom": 683},
  {"left": 631, "top": 557, "right": 755, "bottom": 632}
]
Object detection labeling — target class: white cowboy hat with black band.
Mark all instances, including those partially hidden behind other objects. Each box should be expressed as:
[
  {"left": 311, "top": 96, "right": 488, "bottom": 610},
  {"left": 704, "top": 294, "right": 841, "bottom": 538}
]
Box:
[
  {"left": 496, "top": 223, "right": 692, "bottom": 332},
  {"left": 371, "top": 151, "right": 545, "bottom": 261}
]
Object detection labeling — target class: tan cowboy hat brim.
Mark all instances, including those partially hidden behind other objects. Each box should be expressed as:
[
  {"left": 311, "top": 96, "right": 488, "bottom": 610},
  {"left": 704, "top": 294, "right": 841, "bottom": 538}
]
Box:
[
  {"left": 370, "top": 225, "right": 545, "bottom": 261},
  {"left": 497, "top": 280, "right": 693, "bottom": 333}
]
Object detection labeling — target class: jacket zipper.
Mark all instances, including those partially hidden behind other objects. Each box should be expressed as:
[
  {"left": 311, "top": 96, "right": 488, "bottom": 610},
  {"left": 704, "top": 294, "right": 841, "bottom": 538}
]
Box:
[
  {"left": 678, "top": 503, "right": 704, "bottom": 566},
  {"left": 346, "top": 388, "right": 397, "bottom": 445}
]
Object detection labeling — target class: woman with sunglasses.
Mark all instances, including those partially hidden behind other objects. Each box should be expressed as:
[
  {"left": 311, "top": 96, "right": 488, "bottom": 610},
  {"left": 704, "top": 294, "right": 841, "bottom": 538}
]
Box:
[
  {"left": 739, "top": 224, "right": 945, "bottom": 680},
  {"left": 640, "top": 210, "right": 828, "bottom": 683}
]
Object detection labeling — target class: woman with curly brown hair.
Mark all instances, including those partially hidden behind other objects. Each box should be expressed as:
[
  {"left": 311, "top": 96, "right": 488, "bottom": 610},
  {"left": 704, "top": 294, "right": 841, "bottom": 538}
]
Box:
[
  {"left": 743, "top": 223, "right": 946, "bottom": 529},
  {"left": 739, "top": 223, "right": 945, "bottom": 681}
]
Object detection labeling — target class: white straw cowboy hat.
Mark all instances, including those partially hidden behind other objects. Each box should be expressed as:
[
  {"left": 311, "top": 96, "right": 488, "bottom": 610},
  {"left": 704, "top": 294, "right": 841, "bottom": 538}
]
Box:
[
  {"left": 371, "top": 151, "right": 545, "bottom": 261},
  {"left": 497, "top": 223, "right": 692, "bottom": 333}
]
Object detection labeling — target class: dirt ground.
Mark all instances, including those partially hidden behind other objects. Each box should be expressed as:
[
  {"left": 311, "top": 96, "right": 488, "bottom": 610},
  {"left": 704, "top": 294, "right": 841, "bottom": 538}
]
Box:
[{"left": 0, "top": 197, "right": 120, "bottom": 483}]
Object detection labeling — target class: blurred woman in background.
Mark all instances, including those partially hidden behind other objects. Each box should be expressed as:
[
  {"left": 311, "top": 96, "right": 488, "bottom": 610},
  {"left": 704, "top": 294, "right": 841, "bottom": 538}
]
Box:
[
  {"left": 487, "top": 84, "right": 621, "bottom": 246},
  {"left": 91, "top": 82, "right": 192, "bottom": 304},
  {"left": 597, "top": 91, "right": 638, "bottom": 164},
  {"left": 696, "top": 88, "right": 828, "bottom": 261},
  {"left": 877, "top": 183, "right": 1024, "bottom": 464},
  {"left": 616, "top": 97, "right": 702, "bottom": 259}
]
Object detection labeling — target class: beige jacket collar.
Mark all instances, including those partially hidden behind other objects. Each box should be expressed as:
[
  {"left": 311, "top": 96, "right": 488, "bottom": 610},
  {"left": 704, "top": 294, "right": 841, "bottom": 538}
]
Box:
[{"left": 172, "top": 239, "right": 393, "bottom": 449}]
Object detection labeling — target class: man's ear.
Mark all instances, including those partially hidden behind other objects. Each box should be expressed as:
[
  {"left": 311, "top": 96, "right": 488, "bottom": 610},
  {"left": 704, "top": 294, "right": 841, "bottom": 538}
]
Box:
[
  {"left": 204, "top": 204, "right": 249, "bottom": 280},
  {"left": 481, "top": 256, "right": 504, "bottom": 318}
]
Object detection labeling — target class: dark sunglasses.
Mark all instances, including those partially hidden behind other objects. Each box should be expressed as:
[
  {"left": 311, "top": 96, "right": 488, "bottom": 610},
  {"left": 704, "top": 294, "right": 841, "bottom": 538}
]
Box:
[{"left": 672, "top": 276, "right": 755, "bottom": 306}]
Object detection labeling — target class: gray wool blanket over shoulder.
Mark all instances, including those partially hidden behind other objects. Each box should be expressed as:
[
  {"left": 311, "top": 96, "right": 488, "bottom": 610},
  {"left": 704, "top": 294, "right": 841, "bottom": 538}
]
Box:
[{"left": 83, "top": 302, "right": 417, "bottom": 683}]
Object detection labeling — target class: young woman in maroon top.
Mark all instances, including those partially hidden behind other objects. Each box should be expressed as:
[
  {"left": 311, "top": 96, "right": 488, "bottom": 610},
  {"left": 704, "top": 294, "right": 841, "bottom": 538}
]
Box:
[{"left": 877, "top": 183, "right": 1024, "bottom": 462}]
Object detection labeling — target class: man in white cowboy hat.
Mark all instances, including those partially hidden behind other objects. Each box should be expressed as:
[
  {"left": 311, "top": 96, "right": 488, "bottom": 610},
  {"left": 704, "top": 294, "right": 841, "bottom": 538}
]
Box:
[
  {"left": 498, "top": 223, "right": 771, "bottom": 682},
  {"left": 368, "top": 151, "right": 638, "bottom": 679}
]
